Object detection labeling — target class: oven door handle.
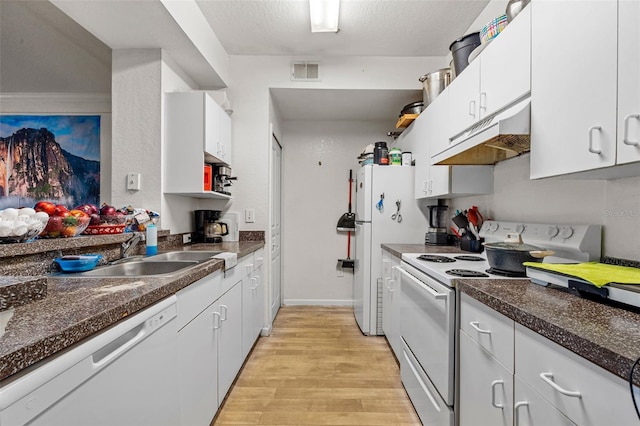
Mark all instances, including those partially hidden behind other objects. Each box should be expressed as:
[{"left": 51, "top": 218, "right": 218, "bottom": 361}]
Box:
[{"left": 393, "top": 266, "right": 447, "bottom": 300}]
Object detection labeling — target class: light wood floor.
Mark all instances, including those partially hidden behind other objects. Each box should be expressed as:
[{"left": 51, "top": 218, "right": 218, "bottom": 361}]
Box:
[{"left": 212, "top": 306, "right": 421, "bottom": 425}]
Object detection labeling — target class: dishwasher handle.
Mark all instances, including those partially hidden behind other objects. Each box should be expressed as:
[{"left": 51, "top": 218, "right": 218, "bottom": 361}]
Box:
[{"left": 92, "top": 301, "right": 177, "bottom": 370}]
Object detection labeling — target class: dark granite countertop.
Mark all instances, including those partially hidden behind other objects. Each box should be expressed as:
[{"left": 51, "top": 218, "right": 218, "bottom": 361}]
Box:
[
  {"left": 382, "top": 243, "right": 465, "bottom": 257},
  {"left": 0, "top": 241, "right": 263, "bottom": 382},
  {"left": 382, "top": 243, "right": 640, "bottom": 384}
]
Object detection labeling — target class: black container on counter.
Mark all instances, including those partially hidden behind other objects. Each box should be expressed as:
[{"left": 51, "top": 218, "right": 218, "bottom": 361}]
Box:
[{"left": 373, "top": 141, "right": 389, "bottom": 165}]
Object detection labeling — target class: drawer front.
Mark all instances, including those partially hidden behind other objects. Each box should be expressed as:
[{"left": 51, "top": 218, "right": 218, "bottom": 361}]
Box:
[
  {"left": 460, "top": 293, "right": 515, "bottom": 371},
  {"left": 515, "top": 323, "right": 638, "bottom": 426},
  {"left": 400, "top": 338, "right": 454, "bottom": 426}
]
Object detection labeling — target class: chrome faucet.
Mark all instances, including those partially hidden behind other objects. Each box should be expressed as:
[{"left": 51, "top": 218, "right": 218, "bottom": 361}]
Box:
[{"left": 121, "top": 233, "right": 144, "bottom": 258}]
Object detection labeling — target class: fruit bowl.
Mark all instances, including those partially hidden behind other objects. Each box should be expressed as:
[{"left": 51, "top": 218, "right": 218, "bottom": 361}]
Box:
[
  {"left": 82, "top": 223, "right": 126, "bottom": 235},
  {"left": 40, "top": 215, "right": 90, "bottom": 238}
]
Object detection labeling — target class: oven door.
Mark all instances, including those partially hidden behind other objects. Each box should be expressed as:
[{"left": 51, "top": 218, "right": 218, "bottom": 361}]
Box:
[{"left": 396, "top": 262, "right": 455, "bottom": 405}]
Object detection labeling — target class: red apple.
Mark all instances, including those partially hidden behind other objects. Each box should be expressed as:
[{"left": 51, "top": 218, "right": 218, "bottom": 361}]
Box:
[
  {"left": 44, "top": 216, "right": 64, "bottom": 236},
  {"left": 54, "top": 205, "right": 68, "bottom": 216},
  {"left": 34, "top": 201, "right": 55, "bottom": 216},
  {"left": 74, "top": 204, "right": 94, "bottom": 215},
  {"left": 90, "top": 213, "right": 101, "bottom": 225},
  {"left": 100, "top": 205, "right": 116, "bottom": 216}
]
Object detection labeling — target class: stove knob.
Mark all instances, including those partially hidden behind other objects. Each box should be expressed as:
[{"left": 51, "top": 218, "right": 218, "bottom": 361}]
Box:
[
  {"left": 489, "top": 222, "right": 499, "bottom": 232},
  {"left": 546, "top": 226, "right": 559, "bottom": 238},
  {"left": 515, "top": 224, "right": 525, "bottom": 234},
  {"left": 559, "top": 226, "right": 574, "bottom": 239}
]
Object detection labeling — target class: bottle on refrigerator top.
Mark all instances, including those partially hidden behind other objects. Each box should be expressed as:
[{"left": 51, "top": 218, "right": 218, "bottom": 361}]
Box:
[
  {"left": 389, "top": 148, "right": 402, "bottom": 165},
  {"left": 146, "top": 223, "right": 158, "bottom": 256},
  {"left": 373, "top": 141, "right": 389, "bottom": 165}
]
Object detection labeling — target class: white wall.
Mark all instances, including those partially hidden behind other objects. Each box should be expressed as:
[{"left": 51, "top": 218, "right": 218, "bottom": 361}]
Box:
[
  {"left": 227, "top": 55, "right": 448, "bottom": 234},
  {"left": 447, "top": 154, "right": 640, "bottom": 260},
  {"left": 0, "top": 1, "right": 110, "bottom": 93},
  {"left": 281, "top": 120, "right": 389, "bottom": 305}
]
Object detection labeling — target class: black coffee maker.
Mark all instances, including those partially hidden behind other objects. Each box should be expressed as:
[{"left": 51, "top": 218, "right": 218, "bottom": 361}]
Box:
[{"left": 193, "top": 210, "right": 222, "bottom": 243}]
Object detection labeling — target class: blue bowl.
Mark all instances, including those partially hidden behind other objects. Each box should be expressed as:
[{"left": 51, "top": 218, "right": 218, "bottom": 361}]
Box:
[{"left": 54, "top": 254, "right": 103, "bottom": 272}]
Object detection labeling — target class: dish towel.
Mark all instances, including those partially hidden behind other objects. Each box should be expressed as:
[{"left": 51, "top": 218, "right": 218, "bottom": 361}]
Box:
[{"left": 523, "top": 262, "right": 640, "bottom": 288}]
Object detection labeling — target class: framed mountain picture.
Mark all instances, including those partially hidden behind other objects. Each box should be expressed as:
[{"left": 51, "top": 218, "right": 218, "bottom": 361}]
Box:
[{"left": 0, "top": 115, "right": 100, "bottom": 209}]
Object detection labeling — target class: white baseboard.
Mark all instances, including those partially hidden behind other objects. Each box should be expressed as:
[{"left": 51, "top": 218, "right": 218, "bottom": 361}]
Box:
[{"left": 283, "top": 299, "right": 353, "bottom": 306}]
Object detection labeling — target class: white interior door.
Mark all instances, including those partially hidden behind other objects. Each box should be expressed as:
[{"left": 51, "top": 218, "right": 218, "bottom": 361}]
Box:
[{"left": 270, "top": 134, "right": 282, "bottom": 322}]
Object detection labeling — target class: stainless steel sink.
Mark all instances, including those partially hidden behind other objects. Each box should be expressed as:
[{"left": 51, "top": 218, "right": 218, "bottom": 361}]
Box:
[
  {"left": 80, "top": 261, "right": 198, "bottom": 277},
  {"left": 143, "top": 251, "right": 221, "bottom": 263}
]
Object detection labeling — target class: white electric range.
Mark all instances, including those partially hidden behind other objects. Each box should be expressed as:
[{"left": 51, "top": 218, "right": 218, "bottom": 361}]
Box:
[{"left": 397, "top": 220, "right": 603, "bottom": 426}]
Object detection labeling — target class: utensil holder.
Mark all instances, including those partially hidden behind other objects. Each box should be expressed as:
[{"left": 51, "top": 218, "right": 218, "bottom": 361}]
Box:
[{"left": 461, "top": 235, "right": 484, "bottom": 253}]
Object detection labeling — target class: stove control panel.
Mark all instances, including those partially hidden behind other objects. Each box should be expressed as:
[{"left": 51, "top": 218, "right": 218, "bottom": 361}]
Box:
[{"left": 479, "top": 221, "right": 602, "bottom": 262}]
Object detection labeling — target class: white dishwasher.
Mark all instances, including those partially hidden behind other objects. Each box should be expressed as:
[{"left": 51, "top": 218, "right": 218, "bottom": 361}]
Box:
[{"left": 0, "top": 296, "right": 180, "bottom": 426}]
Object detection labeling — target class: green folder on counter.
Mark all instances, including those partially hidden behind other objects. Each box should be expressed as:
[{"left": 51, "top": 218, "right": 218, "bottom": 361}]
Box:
[{"left": 523, "top": 262, "right": 640, "bottom": 288}]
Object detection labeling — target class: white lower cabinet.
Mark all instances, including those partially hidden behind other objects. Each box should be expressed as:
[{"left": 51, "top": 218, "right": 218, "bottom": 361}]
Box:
[
  {"left": 178, "top": 295, "right": 221, "bottom": 426},
  {"left": 177, "top": 249, "right": 265, "bottom": 425},
  {"left": 513, "top": 376, "right": 575, "bottom": 426},
  {"left": 242, "top": 248, "right": 265, "bottom": 358},
  {"left": 459, "top": 331, "right": 514, "bottom": 426},
  {"left": 515, "top": 323, "right": 638, "bottom": 426},
  {"left": 460, "top": 293, "right": 639, "bottom": 426},
  {"left": 459, "top": 294, "right": 515, "bottom": 426},
  {"left": 381, "top": 251, "right": 401, "bottom": 359},
  {"left": 216, "top": 282, "right": 243, "bottom": 406}
]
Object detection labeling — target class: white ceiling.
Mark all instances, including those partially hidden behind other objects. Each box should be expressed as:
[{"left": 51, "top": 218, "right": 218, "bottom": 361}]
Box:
[
  {"left": 196, "top": 0, "right": 489, "bottom": 57},
  {"left": 6, "top": 0, "right": 495, "bottom": 125}
]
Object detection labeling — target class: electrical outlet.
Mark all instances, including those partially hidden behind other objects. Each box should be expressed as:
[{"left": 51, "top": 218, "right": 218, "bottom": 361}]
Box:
[
  {"left": 127, "top": 173, "right": 141, "bottom": 191},
  {"left": 182, "top": 234, "right": 191, "bottom": 244},
  {"left": 245, "top": 209, "right": 255, "bottom": 223}
]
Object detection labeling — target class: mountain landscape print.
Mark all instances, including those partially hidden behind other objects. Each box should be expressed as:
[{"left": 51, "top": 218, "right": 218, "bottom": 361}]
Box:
[{"left": 0, "top": 115, "right": 100, "bottom": 209}]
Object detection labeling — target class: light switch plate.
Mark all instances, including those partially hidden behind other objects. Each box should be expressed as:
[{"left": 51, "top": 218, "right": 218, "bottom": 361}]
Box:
[
  {"left": 245, "top": 209, "right": 255, "bottom": 223},
  {"left": 127, "top": 173, "right": 141, "bottom": 191}
]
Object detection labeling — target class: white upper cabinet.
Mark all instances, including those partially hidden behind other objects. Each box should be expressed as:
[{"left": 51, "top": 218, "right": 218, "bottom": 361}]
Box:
[
  {"left": 399, "top": 88, "right": 492, "bottom": 200},
  {"left": 164, "top": 92, "right": 232, "bottom": 199},
  {"left": 530, "top": 0, "right": 620, "bottom": 178},
  {"left": 617, "top": 0, "right": 640, "bottom": 165},
  {"left": 448, "top": 6, "right": 531, "bottom": 143}
]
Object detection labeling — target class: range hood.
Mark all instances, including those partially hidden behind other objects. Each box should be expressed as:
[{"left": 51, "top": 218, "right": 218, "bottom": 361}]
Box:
[{"left": 432, "top": 97, "right": 531, "bottom": 166}]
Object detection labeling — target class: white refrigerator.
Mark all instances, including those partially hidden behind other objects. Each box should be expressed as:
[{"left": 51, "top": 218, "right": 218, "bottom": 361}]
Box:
[{"left": 353, "top": 164, "right": 428, "bottom": 335}]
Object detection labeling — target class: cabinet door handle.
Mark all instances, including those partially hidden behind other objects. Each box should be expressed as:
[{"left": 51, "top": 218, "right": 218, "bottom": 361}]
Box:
[
  {"left": 514, "top": 401, "right": 529, "bottom": 425},
  {"left": 469, "top": 100, "right": 476, "bottom": 118},
  {"left": 588, "top": 126, "right": 602, "bottom": 154},
  {"left": 212, "top": 311, "right": 221, "bottom": 330},
  {"left": 479, "top": 92, "right": 487, "bottom": 112},
  {"left": 623, "top": 113, "right": 640, "bottom": 146},
  {"left": 491, "top": 380, "right": 504, "bottom": 409},
  {"left": 469, "top": 321, "right": 491, "bottom": 334},
  {"left": 219, "top": 304, "right": 228, "bottom": 321},
  {"left": 539, "top": 372, "right": 582, "bottom": 397}
]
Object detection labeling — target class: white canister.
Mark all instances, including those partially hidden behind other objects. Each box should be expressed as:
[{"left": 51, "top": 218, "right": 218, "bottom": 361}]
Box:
[{"left": 402, "top": 152, "right": 413, "bottom": 166}]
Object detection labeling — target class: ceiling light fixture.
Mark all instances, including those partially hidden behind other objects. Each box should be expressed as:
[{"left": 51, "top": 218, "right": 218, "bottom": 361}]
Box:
[{"left": 309, "top": 0, "right": 340, "bottom": 33}]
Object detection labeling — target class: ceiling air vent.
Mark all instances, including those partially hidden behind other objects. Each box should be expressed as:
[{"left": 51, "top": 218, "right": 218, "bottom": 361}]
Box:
[{"left": 291, "top": 62, "right": 320, "bottom": 81}]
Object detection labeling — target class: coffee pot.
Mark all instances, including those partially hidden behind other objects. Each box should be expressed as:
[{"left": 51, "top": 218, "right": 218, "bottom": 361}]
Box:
[{"left": 204, "top": 220, "right": 229, "bottom": 243}]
